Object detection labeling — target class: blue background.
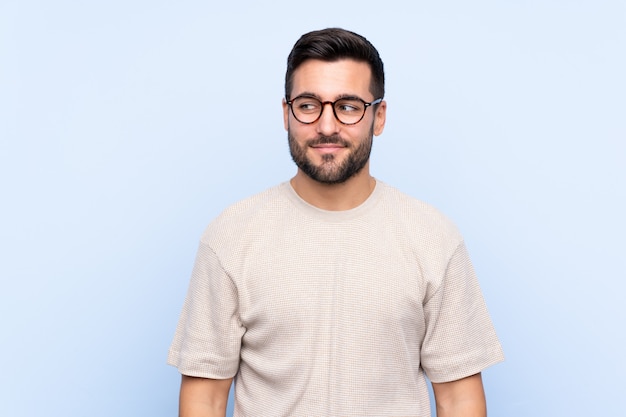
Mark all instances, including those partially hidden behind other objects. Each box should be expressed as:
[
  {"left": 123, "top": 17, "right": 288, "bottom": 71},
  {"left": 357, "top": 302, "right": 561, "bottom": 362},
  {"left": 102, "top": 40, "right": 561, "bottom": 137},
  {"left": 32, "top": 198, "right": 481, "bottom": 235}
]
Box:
[{"left": 1, "top": 1, "right": 624, "bottom": 416}]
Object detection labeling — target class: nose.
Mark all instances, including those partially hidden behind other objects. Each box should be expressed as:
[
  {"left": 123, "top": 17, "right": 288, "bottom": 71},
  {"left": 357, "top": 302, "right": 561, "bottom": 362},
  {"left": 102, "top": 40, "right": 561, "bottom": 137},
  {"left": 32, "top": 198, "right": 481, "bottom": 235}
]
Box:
[{"left": 316, "top": 102, "right": 340, "bottom": 136}]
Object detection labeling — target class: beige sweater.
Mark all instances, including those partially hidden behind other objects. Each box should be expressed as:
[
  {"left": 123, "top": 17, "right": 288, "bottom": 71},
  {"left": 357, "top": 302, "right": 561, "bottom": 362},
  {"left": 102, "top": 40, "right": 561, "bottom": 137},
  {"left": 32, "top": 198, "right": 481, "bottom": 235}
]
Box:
[{"left": 168, "top": 180, "right": 504, "bottom": 416}]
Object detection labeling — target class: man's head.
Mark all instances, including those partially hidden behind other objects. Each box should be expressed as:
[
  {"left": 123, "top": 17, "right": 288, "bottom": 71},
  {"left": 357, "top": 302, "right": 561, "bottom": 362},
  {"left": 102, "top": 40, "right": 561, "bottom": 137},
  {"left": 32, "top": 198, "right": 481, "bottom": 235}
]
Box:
[
  {"left": 285, "top": 28, "right": 385, "bottom": 101},
  {"left": 283, "top": 28, "right": 387, "bottom": 185}
]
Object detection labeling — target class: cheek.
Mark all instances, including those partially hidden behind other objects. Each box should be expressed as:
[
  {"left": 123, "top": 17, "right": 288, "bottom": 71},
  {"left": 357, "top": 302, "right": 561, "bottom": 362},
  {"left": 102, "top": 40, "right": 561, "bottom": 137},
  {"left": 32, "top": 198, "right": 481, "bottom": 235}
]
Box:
[{"left": 289, "top": 124, "right": 317, "bottom": 142}]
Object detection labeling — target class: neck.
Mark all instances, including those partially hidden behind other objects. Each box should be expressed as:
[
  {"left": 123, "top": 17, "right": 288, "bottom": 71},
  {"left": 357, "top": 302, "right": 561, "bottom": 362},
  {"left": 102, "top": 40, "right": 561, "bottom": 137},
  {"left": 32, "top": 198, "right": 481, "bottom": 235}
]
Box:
[{"left": 290, "top": 165, "right": 375, "bottom": 211}]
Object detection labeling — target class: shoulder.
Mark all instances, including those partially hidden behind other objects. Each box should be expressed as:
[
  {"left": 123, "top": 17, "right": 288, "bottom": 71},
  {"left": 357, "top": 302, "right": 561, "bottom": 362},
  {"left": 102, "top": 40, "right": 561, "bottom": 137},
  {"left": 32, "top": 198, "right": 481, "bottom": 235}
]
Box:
[
  {"left": 199, "top": 183, "right": 290, "bottom": 245},
  {"left": 375, "top": 181, "right": 464, "bottom": 255},
  {"left": 377, "top": 182, "right": 461, "bottom": 237}
]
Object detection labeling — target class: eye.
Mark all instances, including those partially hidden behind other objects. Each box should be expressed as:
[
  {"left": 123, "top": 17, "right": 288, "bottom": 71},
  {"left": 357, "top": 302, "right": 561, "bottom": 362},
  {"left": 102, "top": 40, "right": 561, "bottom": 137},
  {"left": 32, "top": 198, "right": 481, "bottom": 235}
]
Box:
[
  {"left": 293, "top": 98, "right": 321, "bottom": 113},
  {"left": 336, "top": 100, "right": 363, "bottom": 113}
]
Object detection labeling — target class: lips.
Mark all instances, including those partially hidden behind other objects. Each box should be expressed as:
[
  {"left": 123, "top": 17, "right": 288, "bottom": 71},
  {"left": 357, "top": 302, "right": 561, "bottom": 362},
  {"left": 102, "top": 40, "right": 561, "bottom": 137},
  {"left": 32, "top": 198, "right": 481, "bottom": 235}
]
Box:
[
  {"left": 308, "top": 136, "right": 349, "bottom": 148},
  {"left": 311, "top": 144, "right": 344, "bottom": 154},
  {"left": 311, "top": 143, "right": 344, "bottom": 149}
]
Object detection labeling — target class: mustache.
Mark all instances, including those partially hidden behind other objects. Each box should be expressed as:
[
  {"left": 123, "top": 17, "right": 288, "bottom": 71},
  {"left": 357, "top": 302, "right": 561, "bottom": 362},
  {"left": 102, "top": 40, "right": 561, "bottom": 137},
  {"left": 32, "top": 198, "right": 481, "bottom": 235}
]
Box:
[{"left": 307, "top": 135, "right": 350, "bottom": 147}]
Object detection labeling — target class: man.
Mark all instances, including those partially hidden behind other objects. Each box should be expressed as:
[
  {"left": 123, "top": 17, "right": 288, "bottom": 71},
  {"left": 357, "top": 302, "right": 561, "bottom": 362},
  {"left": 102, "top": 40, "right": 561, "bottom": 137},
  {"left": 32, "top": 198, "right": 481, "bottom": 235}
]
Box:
[{"left": 168, "top": 28, "right": 504, "bottom": 416}]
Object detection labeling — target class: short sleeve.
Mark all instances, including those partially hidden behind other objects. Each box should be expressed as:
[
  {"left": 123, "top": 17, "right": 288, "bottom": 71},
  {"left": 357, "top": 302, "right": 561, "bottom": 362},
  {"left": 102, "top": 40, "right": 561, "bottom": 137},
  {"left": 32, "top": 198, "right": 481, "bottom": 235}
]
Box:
[
  {"left": 167, "top": 241, "right": 245, "bottom": 378},
  {"left": 420, "top": 242, "right": 504, "bottom": 383}
]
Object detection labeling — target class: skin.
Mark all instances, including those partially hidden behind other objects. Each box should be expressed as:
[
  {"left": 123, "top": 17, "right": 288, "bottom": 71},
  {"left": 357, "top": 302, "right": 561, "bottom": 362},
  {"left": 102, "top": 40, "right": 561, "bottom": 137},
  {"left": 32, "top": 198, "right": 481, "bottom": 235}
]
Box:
[
  {"left": 432, "top": 373, "right": 488, "bottom": 417},
  {"left": 179, "top": 375, "right": 232, "bottom": 417},
  {"left": 282, "top": 59, "right": 386, "bottom": 211},
  {"left": 178, "top": 58, "right": 488, "bottom": 416}
]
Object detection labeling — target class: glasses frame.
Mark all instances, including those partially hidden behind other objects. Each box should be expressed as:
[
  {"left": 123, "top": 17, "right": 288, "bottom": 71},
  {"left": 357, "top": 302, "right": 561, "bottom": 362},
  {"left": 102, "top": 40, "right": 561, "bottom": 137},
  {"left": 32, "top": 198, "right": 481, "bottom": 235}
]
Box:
[{"left": 286, "top": 95, "right": 383, "bottom": 125}]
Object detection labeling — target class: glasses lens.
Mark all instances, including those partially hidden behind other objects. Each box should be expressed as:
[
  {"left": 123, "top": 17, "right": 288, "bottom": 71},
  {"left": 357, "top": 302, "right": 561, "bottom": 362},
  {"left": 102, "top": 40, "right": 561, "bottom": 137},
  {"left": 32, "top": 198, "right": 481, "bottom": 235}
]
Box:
[
  {"left": 291, "top": 97, "right": 323, "bottom": 124},
  {"left": 334, "top": 99, "right": 365, "bottom": 124}
]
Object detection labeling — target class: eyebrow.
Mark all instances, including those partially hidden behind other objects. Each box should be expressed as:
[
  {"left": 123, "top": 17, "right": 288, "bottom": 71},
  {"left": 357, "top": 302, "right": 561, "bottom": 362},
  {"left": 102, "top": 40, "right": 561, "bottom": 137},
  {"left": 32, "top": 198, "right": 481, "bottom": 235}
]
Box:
[{"left": 292, "top": 91, "right": 368, "bottom": 102}]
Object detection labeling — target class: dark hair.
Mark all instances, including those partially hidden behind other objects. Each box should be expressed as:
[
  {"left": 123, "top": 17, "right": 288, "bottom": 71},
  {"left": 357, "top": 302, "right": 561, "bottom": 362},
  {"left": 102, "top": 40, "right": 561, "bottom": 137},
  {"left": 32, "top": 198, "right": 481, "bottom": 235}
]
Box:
[{"left": 285, "top": 28, "right": 385, "bottom": 100}]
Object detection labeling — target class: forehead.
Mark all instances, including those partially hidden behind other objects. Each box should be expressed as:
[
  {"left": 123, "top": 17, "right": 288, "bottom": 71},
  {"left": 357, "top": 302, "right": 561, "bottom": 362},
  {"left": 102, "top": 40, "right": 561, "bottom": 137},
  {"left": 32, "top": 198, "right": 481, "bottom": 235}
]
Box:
[{"left": 291, "top": 59, "right": 373, "bottom": 99}]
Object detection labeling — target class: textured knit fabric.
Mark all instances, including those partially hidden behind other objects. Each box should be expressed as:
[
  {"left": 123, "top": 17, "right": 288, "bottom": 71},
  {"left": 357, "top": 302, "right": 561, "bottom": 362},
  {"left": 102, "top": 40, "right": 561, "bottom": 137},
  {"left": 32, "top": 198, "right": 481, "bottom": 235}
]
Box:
[{"left": 168, "top": 180, "right": 504, "bottom": 416}]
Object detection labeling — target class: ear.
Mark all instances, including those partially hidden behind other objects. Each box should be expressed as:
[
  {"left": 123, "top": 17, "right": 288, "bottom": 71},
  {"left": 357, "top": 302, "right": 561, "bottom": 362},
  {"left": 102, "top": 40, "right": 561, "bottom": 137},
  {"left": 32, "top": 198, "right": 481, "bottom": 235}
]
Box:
[
  {"left": 373, "top": 100, "right": 387, "bottom": 136},
  {"left": 282, "top": 98, "right": 290, "bottom": 131}
]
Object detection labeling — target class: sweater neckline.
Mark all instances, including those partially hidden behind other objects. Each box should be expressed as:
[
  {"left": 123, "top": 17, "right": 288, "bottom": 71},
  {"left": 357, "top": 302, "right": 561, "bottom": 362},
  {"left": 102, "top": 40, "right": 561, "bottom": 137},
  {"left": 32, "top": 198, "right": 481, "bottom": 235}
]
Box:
[{"left": 282, "top": 179, "right": 383, "bottom": 222}]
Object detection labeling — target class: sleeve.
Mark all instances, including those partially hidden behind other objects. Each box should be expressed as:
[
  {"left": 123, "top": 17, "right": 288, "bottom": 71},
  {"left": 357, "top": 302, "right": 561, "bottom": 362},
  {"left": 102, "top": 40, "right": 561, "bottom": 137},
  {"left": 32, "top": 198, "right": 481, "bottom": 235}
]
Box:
[
  {"left": 420, "top": 241, "right": 504, "bottom": 383},
  {"left": 167, "top": 241, "right": 245, "bottom": 379}
]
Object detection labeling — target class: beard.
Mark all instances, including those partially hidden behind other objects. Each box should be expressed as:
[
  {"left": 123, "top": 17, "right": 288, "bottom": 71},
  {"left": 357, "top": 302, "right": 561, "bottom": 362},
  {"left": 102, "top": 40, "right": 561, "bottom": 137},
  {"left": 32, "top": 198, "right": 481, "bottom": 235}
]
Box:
[{"left": 288, "top": 126, "right": 374, "bottom": 185}]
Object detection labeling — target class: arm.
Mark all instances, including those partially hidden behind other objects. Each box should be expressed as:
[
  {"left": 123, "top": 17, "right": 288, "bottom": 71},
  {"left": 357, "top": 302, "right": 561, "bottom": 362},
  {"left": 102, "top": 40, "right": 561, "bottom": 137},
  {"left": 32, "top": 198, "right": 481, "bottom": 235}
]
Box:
[
  {"left": 179, "top": 375, "right": 233, "bottom": 417},
  {"left": 431, "top": 373, "right": 486, "bottom": 417}
]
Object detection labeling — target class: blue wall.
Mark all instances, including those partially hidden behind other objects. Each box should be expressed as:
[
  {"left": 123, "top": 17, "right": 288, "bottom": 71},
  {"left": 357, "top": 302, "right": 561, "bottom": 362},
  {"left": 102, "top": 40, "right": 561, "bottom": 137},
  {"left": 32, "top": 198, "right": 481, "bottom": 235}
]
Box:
[{"left": 1, "top": 1, "right": 624, "bottom": 416}]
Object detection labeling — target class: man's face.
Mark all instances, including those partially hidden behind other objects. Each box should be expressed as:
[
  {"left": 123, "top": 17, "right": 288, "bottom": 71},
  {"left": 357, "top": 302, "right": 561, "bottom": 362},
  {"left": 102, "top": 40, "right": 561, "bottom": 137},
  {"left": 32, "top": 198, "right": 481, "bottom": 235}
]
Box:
[{"left": 283, "top": 59, "right": 386, "bottom": 184}]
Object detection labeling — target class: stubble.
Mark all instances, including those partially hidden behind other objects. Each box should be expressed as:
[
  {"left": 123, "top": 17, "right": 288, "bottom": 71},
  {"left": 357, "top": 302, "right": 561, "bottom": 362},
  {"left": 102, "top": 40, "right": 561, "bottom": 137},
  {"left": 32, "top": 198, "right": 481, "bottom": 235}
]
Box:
[{"left": 288, "top": 127, "right": 374, "bottom": 185}]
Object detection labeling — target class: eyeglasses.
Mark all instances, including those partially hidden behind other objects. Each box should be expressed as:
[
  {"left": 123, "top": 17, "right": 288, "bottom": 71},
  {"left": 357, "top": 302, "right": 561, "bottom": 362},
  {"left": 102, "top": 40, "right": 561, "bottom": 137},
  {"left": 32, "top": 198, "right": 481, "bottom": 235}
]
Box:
[{"left": 287, "top": 95, "right": 383, "bottom": 125}]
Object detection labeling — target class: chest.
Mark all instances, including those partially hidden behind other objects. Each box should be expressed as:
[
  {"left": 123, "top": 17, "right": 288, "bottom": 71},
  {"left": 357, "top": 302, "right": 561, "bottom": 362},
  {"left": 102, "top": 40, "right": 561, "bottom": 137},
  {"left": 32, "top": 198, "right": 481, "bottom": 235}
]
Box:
[{"left": 226, "top": 220, "right": 428, "bottom": 339}]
